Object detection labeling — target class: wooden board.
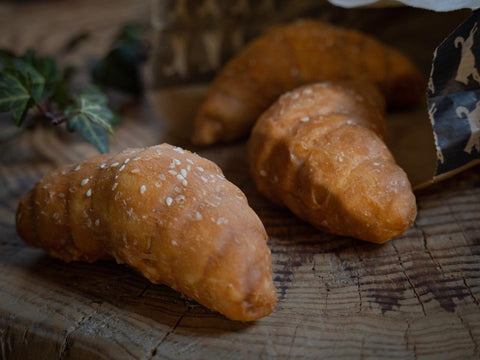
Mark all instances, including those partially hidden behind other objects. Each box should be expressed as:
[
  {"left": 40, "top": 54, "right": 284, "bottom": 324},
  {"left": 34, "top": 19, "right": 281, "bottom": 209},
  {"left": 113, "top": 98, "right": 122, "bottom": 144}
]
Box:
[{"left": 1, "top": 1, "right": 480, "bottom": 359}]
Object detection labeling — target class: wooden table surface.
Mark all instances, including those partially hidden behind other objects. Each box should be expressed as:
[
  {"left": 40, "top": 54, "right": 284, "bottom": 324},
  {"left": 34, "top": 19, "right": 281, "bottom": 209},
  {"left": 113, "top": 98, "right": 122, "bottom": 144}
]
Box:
[{"left": 1, "top": 1, "right": 480, "bottom": 359}]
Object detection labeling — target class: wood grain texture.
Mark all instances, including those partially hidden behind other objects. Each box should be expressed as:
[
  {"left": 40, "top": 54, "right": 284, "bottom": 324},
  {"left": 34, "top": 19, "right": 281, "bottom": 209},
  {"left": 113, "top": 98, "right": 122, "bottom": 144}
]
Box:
[{"left": 1, "top": 1, "right": 480, "bottom": 359}]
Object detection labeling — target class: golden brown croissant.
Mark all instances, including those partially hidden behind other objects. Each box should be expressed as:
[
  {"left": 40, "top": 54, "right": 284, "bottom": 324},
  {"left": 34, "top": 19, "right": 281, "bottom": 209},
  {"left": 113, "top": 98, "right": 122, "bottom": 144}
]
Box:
[
  {"left": 192, "top": 19, "right": 426, "bottom": 145},
  {"left": 248, "top": 81, "right": 416, "bottom": 243},
  {"left": 16, "top": 144, "right": 277, "bottom": 321}
]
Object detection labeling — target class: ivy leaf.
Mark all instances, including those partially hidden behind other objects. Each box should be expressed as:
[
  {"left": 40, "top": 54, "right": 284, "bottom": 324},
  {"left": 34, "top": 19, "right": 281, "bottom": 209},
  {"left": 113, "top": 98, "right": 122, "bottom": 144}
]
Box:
[
  {"left": 20, "top": 50, "right": 59, "bottom": 100},
  {"left": 12, "top": 59, "right": 46, "bottom": 101},
  {"left": 92, "top": 23, "right": 148, "bottom": 95},
  {"left": 0, "top": 49, "right": 15, "bottom": 68},
  {"left": 0, "top": 70, "right": 33, "bottom": 126},
  {"left": 65, "top": 86, "right": 115, "bottom": 153},
  {"left": 66, "top": 115, "right": 109, "bottom": 154}
]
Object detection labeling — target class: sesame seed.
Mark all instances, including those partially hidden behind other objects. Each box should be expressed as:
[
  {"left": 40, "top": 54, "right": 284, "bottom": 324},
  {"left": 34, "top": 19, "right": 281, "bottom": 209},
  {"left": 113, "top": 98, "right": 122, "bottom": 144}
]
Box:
[
  {"left": 125, "top": 158, "right": 130, "bottom": 164},
  {"left": 187, "top": 165, "right": 191, "bottom": 171},
  {"left": 172, "top": 240, "right": 178, "bottom": 246},
  {"left": 133, "top": 157, "right": 141, "bottom": 161},
  {"left": 186, "top": 159, "right": 194, "bottom": 164},
  {"left": 86, "top": 189, "right": 92, "bottom": 197},
  {"left": 182, "top": 179, "right": 188, "bottom": 186},
  {"left": 304, "top": 88, "right": 312, "bottom": 94},
  {"left": 131, "top": 169, "right": 140, "bottom": 173},
  {"left": 201, "top": 176, "right": 208, "bottom": 183},
  {"left": 181, "top": 169, "right": 187, "bottom": 177},
  {"left": 81, "top": 178, "right": 89, "bottom": 186},
  {"left": 260, "top": 170, "right": 267, "bottom": 177},
  {"left": 155, "top": 182, "right": 161, "bottom": 187},
  {"left": 173, "top": 147, "right": 184, "bottom": 153},
  {"left": 111, "top": 162, "right": 119, "bottom": 167},
  {"left": 112, "top": 183, "right": 118, "bottom": 190},
  {"left": 74, "top": 165, "right": 81, "bottom": 171},
  {"left": 177, "top": 174, "right": 184, "bottom": 180},
  {"left": 166, "top": 197, "right": 173, "bottom": 206},
  {"left": 196, "top": 212, "right": 202, "bottom": 220},
  {"left": 168, "top": 170, "right": 177, "bottom": 176},
  {"left": 217, "top": 217, "right": 228, "bottom": 225},
  {"left": 196, "top": 167, "right": 204, "bottom": 172},
  {"left": 174, "top": 159, "right": 181, "bottom": 165},
  {"left": 119, "top": 164, "right": 126, "bottom": 171},
  {"left": 140, "top": 185, "right": 146, "bottom": 194},
  {"left": 86, "top": 218, "right": 92, "bottom": 228},
  {"left": 300, "top": 116, "right": 310, "bottom": 122},
  {"left": 156, "top": 149, "right": 162, "bottom": 155},
  {"left": 82, "top": 211, "right": 88, "bottom": 218},
  {"left": 169, "top": 161, "right": 176, "bottom": 168},
  {"left": 127, "top": 208, "right": 134, "bottom": 216},
  {"left": 58, "top": 193, "right": 65, "bottom": 198},
  {"left": 95, "top": 219, "right": 100, "bottom": 226},
  {"left": 175, "top": 195, "right": 185, "bottom": 202},
  {"left": 175, "top": 186, "right": 181, "bottom": 193},
  {"left": 100, "top": 163, "right": 107, "bottom": 168}
]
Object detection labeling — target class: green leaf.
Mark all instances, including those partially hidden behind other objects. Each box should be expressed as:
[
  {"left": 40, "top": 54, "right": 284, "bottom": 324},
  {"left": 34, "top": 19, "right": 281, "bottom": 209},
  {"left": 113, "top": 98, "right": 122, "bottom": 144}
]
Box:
[
  {"left": 64, "top": 86, "right": 116, "bottom": 152},
  {"left": 51, "top": 79, "right": 70, "bottom": 110},
  {"left": 66, "top": 114, "right": 109, "bottom": 153},
  {"left": 22, "top": 51, "right": 59, "bottom": 100},
  {"left": 0, "top": 49, "right": 15, "bottom": 68},
  {"left": 0, "top": 70, "right": 33, "bottom": 125},
  {"left": 12, "top": 59, "right": 45, "bottom": 100},
  {"left": 80, "top": 85, "right": 109, "bottom": 105},
  {"left": 92, "top": 23, "right": 148, "bottom": 95}
]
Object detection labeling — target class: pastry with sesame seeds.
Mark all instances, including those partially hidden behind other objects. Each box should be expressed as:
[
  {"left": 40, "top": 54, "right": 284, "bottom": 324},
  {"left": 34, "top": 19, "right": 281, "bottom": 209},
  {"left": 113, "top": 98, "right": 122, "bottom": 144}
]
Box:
[
  {"left": 192, "top": 19, "right": 425, "bottom": 146},
  {"left": 248, "top": 81, "right": 417, "bottom": 243},
  {"left": 16, "top": 144, "right": 277, "bottom": 321}
]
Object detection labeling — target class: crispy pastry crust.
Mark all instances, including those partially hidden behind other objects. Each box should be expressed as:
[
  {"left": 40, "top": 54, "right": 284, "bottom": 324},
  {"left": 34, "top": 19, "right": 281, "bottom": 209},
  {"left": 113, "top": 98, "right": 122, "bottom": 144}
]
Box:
[
  {"left": 16, "top": 144, "right": 277, "bottom": 321},
  {"left": 192, "top": 19, "right": 425, "bottom": 145},
  {"left": 248, "top": 81, "right": 417, "bottom": 243}
]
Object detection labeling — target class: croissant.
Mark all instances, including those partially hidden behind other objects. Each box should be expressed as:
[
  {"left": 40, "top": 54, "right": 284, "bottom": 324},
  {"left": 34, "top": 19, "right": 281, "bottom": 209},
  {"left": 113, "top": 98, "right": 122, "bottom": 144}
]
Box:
[
  {"left": 248, "top": 81, "right": 417, "bottom": 243},
  {"left": 16, "top": 144, "right": 277, "bottom": 321},
  {"left": 192, "top": 19, "right": 426, "bottom": 145}
]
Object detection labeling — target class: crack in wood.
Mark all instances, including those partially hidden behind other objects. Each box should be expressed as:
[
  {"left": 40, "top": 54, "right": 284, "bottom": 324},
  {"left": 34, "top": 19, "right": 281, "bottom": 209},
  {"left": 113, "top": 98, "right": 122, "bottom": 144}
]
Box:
[
  {"left": 392, "top": 243, "right": 427, "bottom": 317},
  {"left": 457, "top": 311, "right": 479, "bottom": 354},
  {"left": 58, "top": 303, "right": 104, "bottom": 360},
  {"left": 22, "top": 328, "right": 28, "bottom": 345},
  {"left": 0, "top": 325, "right": 11, "bottom": 360},
  {"left": 286, "top": 320, "right": 301, "bottom": 360},
  {"left": 137, "top": 283, "right": 152, "bottom": 298},
  {"left": 352, "top": 243, "right": 363, "bottom": 313},
  {"left": 356, "top": 275, "right": 363, "bottom": 313},
  {"left": 416, "top": 224, "right": 445, "bottom": 276},
  {"left": 148, "top": 309, "right": 187, "bottom": 360},
  {"left": 463, "top": 277, "right": 480, "bottom": 307}
]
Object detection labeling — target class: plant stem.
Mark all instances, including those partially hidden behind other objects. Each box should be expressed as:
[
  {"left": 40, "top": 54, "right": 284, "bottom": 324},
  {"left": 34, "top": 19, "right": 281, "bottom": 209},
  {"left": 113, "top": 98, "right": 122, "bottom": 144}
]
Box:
[{"left": 33, "top": 99, "right": 67, "bottom": 125}]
